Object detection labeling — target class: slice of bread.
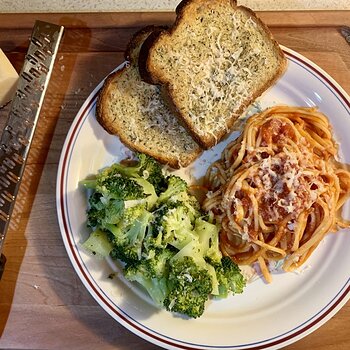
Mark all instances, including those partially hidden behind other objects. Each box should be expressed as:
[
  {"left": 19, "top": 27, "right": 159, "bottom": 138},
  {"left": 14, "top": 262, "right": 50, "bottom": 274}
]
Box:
[
  {"left": 141, "top": 0, "right": 287, "bottom": 149},
  {"left": 96, "top": 26, "right": 202, "bottom": 169}
]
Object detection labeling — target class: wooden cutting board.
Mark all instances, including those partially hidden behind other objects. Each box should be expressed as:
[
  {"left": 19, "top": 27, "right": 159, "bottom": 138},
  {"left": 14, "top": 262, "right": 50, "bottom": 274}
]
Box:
[{"left": 0, "top": 11, "right": 349, "bottom": 350}]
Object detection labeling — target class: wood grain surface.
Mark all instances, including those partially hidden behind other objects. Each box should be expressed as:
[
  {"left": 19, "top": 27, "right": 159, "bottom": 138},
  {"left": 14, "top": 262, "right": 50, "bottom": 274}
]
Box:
[{"left": 0, "top": 11, "right": 349, "bottom": 350}]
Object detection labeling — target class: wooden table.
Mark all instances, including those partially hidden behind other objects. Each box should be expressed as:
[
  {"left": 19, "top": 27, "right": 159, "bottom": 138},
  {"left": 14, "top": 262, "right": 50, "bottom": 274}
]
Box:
[{"left": 0, "top": 11, "right": 349, "bottom": 350}]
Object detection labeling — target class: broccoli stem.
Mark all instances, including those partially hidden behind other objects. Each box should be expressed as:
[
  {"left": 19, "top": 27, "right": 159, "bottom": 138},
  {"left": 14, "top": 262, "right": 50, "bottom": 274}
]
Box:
[{"left": 79, "top": 179, "right": 97, "bottom": 189}]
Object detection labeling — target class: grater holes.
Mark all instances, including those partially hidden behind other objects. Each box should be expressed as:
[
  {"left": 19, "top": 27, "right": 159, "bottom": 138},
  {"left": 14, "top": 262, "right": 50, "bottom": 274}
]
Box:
[
  {"left": 16, "top": 89, "right": 27, "bottom": 99},
  {"left": 18, "top": 136, "right": 29, "bottom": 147},
  {"left": 0, "top": 144, "right": 11, "bottom": 154},
  {"left": 24, "top": 85, "right": 35, "bottom": 95},
  {"left": 38, "top": 63, "right": 49, "bottom": 74},
  {"left": 12, "top": 153, "right": 24, "bottom": 165},
  {"left": 29, "top": 67, "right": 41, "bottom": 79},
  {"left": 3, "top": 158, "right": 15, "bottom": 170},
  {"left": 1, "top": 191, "right": 14, "bottom": 203},
  {"left": 22, "top": 71, "right": 34, "bottom": 83},
  {"left": 0, "top": 209, "right": 9, "bottom": 222},
  {"left": 6, "top": 171, "right": 19, "bottom": 184},
  {"left": 26, "top": 54, "right": 38, "bottom": 65},
  {"left": 31, "top": 37, "right": 43, "bottom": 48},
  {"left": 34, "top": 49, "right": 46, "bottom": 61},
  {"left": 0, "top": 177, "right": 11, "bottom": 188}
]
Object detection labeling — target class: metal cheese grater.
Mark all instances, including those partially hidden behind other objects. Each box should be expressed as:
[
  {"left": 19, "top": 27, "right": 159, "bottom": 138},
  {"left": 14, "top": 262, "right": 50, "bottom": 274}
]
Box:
[{"left": 0, "top": 21, "right": 64, "bottom": 279}]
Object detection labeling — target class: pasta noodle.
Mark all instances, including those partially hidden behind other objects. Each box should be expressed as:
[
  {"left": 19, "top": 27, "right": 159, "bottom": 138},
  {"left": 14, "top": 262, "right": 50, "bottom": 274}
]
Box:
[{"left": 203, "top": 105, "right": 350, "bottom": 283}]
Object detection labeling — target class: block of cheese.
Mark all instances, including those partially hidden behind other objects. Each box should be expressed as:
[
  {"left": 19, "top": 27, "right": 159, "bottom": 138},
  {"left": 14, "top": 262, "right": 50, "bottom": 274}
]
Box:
[{"left": 0, "top": 49, "right": 19, "bottom": 107}]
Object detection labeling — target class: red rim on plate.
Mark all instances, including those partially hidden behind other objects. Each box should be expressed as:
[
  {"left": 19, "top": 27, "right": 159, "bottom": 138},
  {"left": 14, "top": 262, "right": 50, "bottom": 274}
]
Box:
[{"left": 56, "top": 47, "right": 350, "bottom": 350}]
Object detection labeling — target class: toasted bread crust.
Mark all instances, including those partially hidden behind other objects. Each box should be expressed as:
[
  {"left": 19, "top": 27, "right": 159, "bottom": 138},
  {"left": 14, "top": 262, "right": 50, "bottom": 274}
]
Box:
[
  {"left": 125, "top": 26, "right": 162, "bottom": 64},
  {"left": 143, "top": 0, "right": 287, "bottom": 149},
  {"left": 175, "top": 0, "right": 237, "bottom": 16},
  {"left": 96, "top": 68, "right": 202, "bottom": 168},
  {"left": 96, "top": 26, "right": 202, "bottom": 168},
  {"left": 138, "top": 27, "right": 167, "bottom": 84},
  {"left": 96, "top": 68, "right": 124, "bottom": 135}
]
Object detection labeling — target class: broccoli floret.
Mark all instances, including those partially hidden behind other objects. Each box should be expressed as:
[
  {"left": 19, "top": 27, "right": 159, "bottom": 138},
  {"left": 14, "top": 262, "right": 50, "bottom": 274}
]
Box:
[
  {"left": 195, "top": 218, "right": 222, "bottom": 264},
  {"left": 98, "top": 173, "right": 145, "bottom": 200},
  {"left": 157, "top": 175, "right": 188, "bottom": 205},
  {"left": 156, "top": 176, "right": 201, "bottom": 222},
  {"left": 169, "top": 219, "right": 221, "bottom": 269},
  {"left": 100, "top": 154, "right": 167, "bottom": 195},
  {"left": 124, "top": 265, "right": 168, "bottom": 306},
  {"left": 168, "top": 189, "right": 201, "bottom": 212},
  {"left": 170, "top": 218, "right": 223, "bottom": 296},
  {"left": 86, "top": 192, "right": 124, "bottom": 229},
  {"left": 147, "top": 248, "right": 176, "bottom": 277},
  {"left": 142, "top": 226, "right": 167, "bottom": 252},
  {"left": 214, "top": 256, "right": 246, "bottom": 298},
  {"left": 109, "top": 243, "right": 138, "bottom": 265},
  {"left": 80, "top": 154, "right": 166, "bottom": 204},
  {"left": 164, "top": 256, "right": 212, "bottom": 318},
  {"left": 123, "top": 248, "right": 174, "bottom": 306},
  {"left": 152, "top": 202, "right": 179, "bottom": 228},
  {"left": 180, "top": 193, "right": 202, "bottom": 220},
  {"left": 82, "top": 229, "right": 114, "bottom": 257},
  {"left": 143, "top": 202, "right": 178, "bottom": 251},
  {"left": 81, "top": 165, "right": 146, "bottom": 201},
  {"left": 106, "top": 204, "right": 153, "bottom": 262},
  {"left": 136, "top": 153, "right": 167, "bottom": 195},
  {"left": 81, "top": 157, "right": 246, "bottom": 319},
  {"left": 162, "top": 205, "right": 196, "bottom": 249},
  {"left": 149, "top": 202, "right": 197, "bottom": 250},
  {"left": 133, "top": 177, "right": 158, "bottom": 210}
]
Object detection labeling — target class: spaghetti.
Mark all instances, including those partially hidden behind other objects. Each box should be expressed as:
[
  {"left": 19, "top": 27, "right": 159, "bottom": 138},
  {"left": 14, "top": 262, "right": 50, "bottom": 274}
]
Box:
[{"left": 203, "top": 106, "right": 350, "bottom": 282}]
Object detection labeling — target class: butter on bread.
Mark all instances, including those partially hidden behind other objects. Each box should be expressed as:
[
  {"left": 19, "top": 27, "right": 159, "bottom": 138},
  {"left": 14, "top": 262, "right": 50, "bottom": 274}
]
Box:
[
  {"left": 140, "top": 0, "right": 287, "bottom": 149},
  {"left": 96, "top": 26, "right": 202, "bottom": 169},
  {"left": 0, "top": 49, "right": 18, "bottom": 107}
]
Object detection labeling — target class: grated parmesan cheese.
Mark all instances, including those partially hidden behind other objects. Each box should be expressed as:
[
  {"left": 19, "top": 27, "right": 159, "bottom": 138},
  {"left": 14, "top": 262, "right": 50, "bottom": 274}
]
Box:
[{"left": 157, "top": 10, "right": 282, "bottom": 142}]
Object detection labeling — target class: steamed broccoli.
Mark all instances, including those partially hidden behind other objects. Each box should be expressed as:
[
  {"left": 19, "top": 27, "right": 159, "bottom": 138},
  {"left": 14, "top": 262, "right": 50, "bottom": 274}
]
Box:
[
  {"left": 133, "top": 177, "right": 157, "bottom": 210},
  {"left": 136, "top": 153, "right": 167, "bottom": 195},
  {"left": 164, "top": 256, "right": 212, "bottom": 318},
  {"left": 162, "top": 205, "right": 195, "bottom": 249},
  {"left": 124, "top": 262, "right": 169, "bottom": 307},
  {"left": 107, "top": 204, "right": 153, "bottom": 263},
  {"left": 86, "top": 192, "right": 124, "bottom": 229},
  {"left": 169, "top": 218, "right": 234, "bottom": 297},
  {"left": 151, "top": 175, "right": 201, "bottom": 251},
  {"left": 213, "top": 256, "right": 246, "bottom": 298},
  {"left": 81, "top": 155, "right": 246, "bottom": 319},
  {"left": 80, "top": 154, "right": 165, "bottom": 211},
  {"left": 196, "top": 218, "right": 222, "bottom": 264},
  {"left": 98, "top": 153, "right": 167, "bottom": 195},
  {"left": 80, "top": 165, "right": 146, "bottom": 201},
  {"left": 149, "top": 202, "right": 197, "bottom": 250},
  {"left": 82, "top": 229, "right": 114, "bottom": 258},
  {"left": 124, "top": 248, "right": 174, "bottom": 306},
  {"left": 157, "top": 175, "right": 188, "bottom": 205}
]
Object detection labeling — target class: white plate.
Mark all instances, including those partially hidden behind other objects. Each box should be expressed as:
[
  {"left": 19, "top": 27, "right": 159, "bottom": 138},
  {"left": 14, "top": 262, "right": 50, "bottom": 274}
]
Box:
[{"left": 56, "top": 47, "right": 350, "bottom": 350}]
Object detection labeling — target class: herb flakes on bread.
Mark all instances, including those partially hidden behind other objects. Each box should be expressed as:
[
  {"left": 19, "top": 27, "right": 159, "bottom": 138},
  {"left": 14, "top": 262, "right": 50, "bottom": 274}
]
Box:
[
  {"left": 96, "top": 26, "right": 202, "bottom": 169},
  {"left": 140, "top": 0, "right": 287, "bottom": 149}
]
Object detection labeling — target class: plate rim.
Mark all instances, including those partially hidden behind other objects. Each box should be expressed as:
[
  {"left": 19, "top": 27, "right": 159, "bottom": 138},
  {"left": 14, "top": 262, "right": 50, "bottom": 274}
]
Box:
[{"left": 55, "top": 46, "right": 350, "bottom": 350}]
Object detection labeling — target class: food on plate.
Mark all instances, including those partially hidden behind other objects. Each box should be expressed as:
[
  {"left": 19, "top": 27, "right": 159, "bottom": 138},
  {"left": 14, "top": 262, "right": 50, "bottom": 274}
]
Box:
[
  {"left": 96, "top": 26, "right": 202, "bottom": 169},
  {"left": 203, "top": 105, "right": 350, "bottom": 283},
  {"left": 80, "top": 153, "right": 245, "bottom": 318},
  {"left": 140, "top": 0, "right": 287, "bottom": 149},
  {"left": 96, "top": 0, "right": 287, "bottom": 168}
]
